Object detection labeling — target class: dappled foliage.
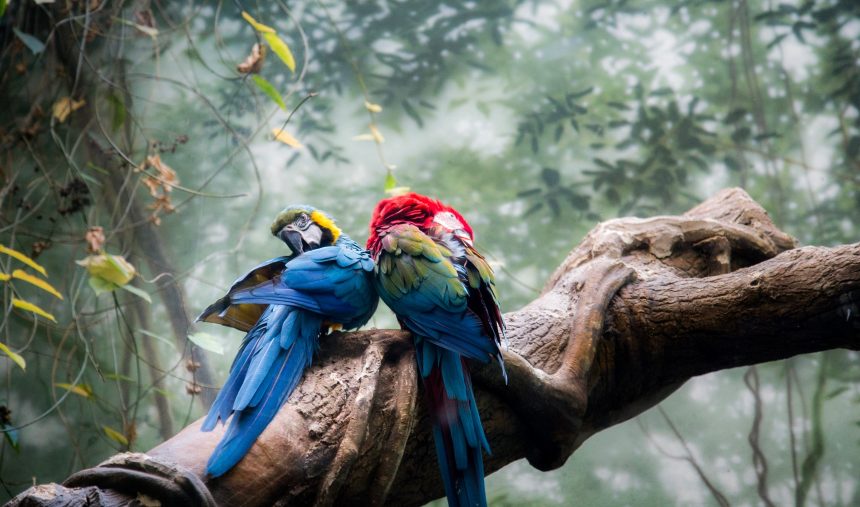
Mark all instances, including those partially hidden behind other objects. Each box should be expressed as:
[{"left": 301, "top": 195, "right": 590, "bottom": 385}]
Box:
[{"left": 0, "top": 0, "right": 858, "bottom": 505}]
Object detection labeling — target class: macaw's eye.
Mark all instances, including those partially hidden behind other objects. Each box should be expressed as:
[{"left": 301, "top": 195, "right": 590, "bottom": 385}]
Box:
[{"left": 294, "top": 213, "right": 311, "bottom": 229}]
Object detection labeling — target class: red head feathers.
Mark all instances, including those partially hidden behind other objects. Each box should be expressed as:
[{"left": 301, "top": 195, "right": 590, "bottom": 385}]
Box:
[{"left": 367, "top": 192, "right": 474, "bottom": 253}]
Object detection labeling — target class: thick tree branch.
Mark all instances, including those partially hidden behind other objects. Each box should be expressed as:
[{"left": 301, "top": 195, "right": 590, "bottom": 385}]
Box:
[{"left": 9, "top": 189, "right": 860, "bottom": 507}]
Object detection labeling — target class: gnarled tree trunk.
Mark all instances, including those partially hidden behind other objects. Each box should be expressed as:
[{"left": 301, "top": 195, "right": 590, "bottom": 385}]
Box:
[{"left": 9, "top": 188, "right": 860, "bottom": 507}]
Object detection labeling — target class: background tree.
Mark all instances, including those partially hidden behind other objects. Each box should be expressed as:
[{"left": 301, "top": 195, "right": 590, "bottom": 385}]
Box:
[{"left": 0, "top": 0, "right": 858, "bottom": 505}]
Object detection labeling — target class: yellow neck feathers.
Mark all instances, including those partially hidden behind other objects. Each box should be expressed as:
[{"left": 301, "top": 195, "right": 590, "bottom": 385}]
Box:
[{"left": 310, "top": 210, "right": 341, "bottom": 243}]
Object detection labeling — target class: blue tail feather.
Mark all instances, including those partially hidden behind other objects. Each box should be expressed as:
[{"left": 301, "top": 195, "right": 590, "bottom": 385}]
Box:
[
  {"left": 202, "top": 306, "right": 320, "bottom": 477},
  {"left": 419, "top": 340, "right": 489, "bottom": 507}
]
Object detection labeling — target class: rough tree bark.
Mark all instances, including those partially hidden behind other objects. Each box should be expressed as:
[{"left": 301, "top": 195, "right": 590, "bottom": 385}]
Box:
[{"left": 9, "top": 189, "right": 860, "bottom": 507}]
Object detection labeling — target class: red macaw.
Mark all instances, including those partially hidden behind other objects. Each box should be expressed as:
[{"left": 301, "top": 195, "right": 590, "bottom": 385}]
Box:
[{"left": 367, "top": 193, "right": 505, "bottom": 507}]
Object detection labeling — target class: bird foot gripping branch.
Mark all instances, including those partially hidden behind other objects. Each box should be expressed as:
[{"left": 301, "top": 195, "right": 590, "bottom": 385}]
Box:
[{"left": 10, "top": 188, "right": 860, "bottom": 507}]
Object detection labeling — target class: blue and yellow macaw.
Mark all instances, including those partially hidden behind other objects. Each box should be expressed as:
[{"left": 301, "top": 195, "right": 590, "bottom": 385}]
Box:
[
  {"left": 197, "top": 205, "right": 378, "bottom": 477},
  {"left": 367, "top": 193, "right": 505, "bottom": 507}
]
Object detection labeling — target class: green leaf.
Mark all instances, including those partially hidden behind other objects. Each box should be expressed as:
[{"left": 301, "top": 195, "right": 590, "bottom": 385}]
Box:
[
  {"left": 541, "top": 167, "right": 561, "bottom": 187},
  {"left": 384, "top": 172, "right": 397, "bottom": 191},
  {"left": 607, "top": 101, "right": 630, "bottom": 111},
  {"left": 105, "top": 255, "right": 133, "bottom": 282},
  {"left": 562, "top": 189, "right": 589, "bottom": 210},
  {"left": 593, "top": 158, "right": 615, "bottom": 171},
  {"left": 731, "top": 127, "right": 751, "bottom": 144},
  {"left": 138, "top": 330, "right": 177, "bottom": 350},
  {"left": 792, "top": 21, "right": 814, "bottom": 43},
  {"left": 119, "top": 284, "right": 152, "bottom": 304},
  {"left": 12, "top": 28, "right": 45, "bottom": 55},
  {"left": 569, "top": 87, "right": 594, "bottom": 99},
  {"left": 517, "top": 188, "right": 542, "bottom": 198},
  {"left": 0, "top": 0, "right": 7, "bottom": 18},
  {"left": 724, "top": 108, "right": 747, "bottom": 124},
  {"left": 251, "top": 75, "right": 286, "bottom": 111},
  {"left": 108, "top": 93, "right": 127, "bottom": 130},
  {"left": 262, "top": 32, "right": 296, "bottom": 73},
  {"left": 88, "top": 276, "right": 118, "bottom": 295},
  {"left": 188, "top": 332, "right": 225, "bottom": 355},
  {"left": 78, "top": 254, "right": 136, "bottom": 288},
  {"left": 524, "top": 202, "right": 544, "bottom": 216},
  {"left": 0, "top": 342, "right": 25, "bottom": 371},
  {"left": 767, "top": 33, "right": 789, "bottom": 49},
  {"left": 402, "top": 100, "right": 424, "bottom": 127},
  {"left": 104, "top": 372, "right": 136, "bottom": 383},
  {"left": 754, "top": 132, "right": 781, "bottom": 142}
]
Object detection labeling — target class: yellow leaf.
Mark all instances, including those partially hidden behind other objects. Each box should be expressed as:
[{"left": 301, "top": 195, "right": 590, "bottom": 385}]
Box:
[
  {"left": 0, "top": 245, "right": 47, "bottom": 277},
  {"left": 272, "top": 128, "right": 303, "bottom": 148},
  {"left": 52, "top": 97, "right": 86, "bottom": 123},
  {"left": 364, "top": 101, "right": 383, "bottom": 113},
  {"left": 54, "top": 382, "right": 93, "bottom": 398},
  {"left": 102, "top": 425, "right": 129, "bottom": 446},
  {"left": 76, "top": 254, "right": 136, "bottom": 287},
  {"left": 12, "top": 270, "right": 63, "bottom": 300},
  {"left": 241, "top": 11, "right": 275, "bottom": 33},
  {"left": 0, "top": 272, "right": 9, "bottom": 281},
  {"left": 11, "top": 298, "right": 56, "bottom": 322},
  {"left": 369, "top": 124, "right": 385, "bottom": 143},
  {"left": 262, "top": 32, "right": 296, "bottom": 73},
  {"left": 0, "top": 342, "right": 25, "bottom": 371}
]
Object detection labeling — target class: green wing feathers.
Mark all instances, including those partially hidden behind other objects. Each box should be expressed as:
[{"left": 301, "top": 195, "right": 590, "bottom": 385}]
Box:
[{"left": 376, "top": 224, "right": 468, "bottom": 310}]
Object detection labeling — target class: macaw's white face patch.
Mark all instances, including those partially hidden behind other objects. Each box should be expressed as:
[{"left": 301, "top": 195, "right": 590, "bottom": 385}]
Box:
[{"left": 433, "top": 211, "right": 464, "bottom": 232}]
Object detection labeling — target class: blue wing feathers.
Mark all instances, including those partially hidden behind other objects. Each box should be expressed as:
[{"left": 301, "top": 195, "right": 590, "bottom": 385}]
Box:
[{"left": 201, "top": 236, "right": 377, "bottom": 477}]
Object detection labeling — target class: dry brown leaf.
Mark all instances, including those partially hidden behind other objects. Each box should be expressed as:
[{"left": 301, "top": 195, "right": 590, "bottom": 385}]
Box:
[
  {"left": 141, "top": 175, "right": 161, "bottom": 198},
  {"left": 185, "top": 359, "right": 201, "bottom": 372},
  {"left": 146, "top": 154, "right": 177, "bottom": 187},
  {"left": 31, "top": 241, "right": 51, "bottom": 258},
  {"left": 137, "top": 154, "right": 179, "bottom": 225},
  {"left": 85, "top": 226, "right": 105, "bottom": 254},
  {"left": 237, "top": 43, "right": 266, "bottom": 74},
  {"left": 148, "top": 194, "right": 175, "bottom": 214}
]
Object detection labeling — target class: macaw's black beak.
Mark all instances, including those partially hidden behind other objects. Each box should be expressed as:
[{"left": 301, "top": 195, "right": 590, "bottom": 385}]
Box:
[{"left": 279, "top": 229, "right": 305, "bottom": 255}]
